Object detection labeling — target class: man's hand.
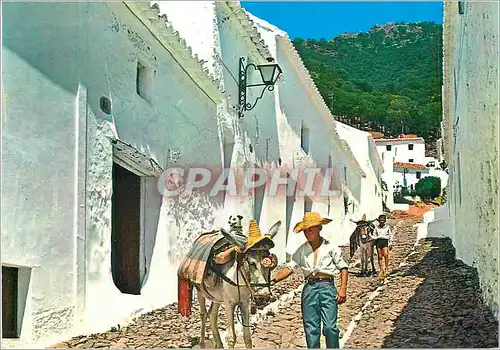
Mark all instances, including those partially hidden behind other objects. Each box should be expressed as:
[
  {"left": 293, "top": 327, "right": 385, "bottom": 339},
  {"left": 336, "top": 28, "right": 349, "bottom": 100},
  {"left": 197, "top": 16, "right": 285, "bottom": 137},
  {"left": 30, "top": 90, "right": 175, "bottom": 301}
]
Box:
[
  {"left": 336, "top": 287, "right": 347, "bottom": 304},
  {"left": 337, "top": 268, "right": 348, "bottom": 304},
  {"left": 270, "top": 267, "right": 293, "bottom": 287}
]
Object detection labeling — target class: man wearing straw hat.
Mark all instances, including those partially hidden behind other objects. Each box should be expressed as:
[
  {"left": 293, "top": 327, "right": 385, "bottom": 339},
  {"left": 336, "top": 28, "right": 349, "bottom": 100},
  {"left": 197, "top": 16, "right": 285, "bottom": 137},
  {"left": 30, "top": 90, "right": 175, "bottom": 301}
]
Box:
[{"left": 270, "top": 212, "right": 349, "bottom": 348}]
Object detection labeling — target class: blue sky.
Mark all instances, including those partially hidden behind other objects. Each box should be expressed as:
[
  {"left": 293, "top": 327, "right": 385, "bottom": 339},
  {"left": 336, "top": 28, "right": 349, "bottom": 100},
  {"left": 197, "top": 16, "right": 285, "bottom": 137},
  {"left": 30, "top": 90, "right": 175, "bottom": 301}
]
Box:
[{"left": 241, "top": 2, "right": 443, "bottom": 39}]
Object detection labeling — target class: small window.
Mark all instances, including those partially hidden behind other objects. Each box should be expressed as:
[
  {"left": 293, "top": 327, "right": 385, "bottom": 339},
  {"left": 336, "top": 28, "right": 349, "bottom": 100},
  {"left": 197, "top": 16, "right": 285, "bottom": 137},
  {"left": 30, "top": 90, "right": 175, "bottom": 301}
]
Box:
[
  {"left": 304, "top": 196, "right": 313, "bottom": 214},
  {"left": 300, "top": 121, "right": 310, "bottom": 154},
  {"left": 386, "top": 145, "right": 392, "bottom": 151},
  {"left": 409, "top": 159, "right": 414, "bottom": 163},
  {"left": 100, "top": 96, "right": 112, "bottom": 115},
  {"left": 136, "top": 61, "right": 153, "bottom": 101},
  {"left": 2, "top": 266, "right": 19, "bottom": 338},
  {"left": 458, "top": 1, "right": 465, "bottom": 14},
  {"left": 408, "top": 144, "right": 414, "bottom": 150},
  {"left": 416, "top": 171, "right": 421, "bottom": 179}
]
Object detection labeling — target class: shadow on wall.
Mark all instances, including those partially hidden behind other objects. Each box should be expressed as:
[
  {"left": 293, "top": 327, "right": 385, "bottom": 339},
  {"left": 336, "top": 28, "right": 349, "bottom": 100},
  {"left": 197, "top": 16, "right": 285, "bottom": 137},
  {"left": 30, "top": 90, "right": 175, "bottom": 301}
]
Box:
[
  {"left": 140, "top": 177, "right": 163, "bottom": 287},
  {"left": 382, "top": 238, "right": 499, "bottom": 348},
  {"left": 3, "top": 3, "right": 88, "bottom": 96},
  {"left": 163, "top": 179, "right": 225, "bottom": 268}
]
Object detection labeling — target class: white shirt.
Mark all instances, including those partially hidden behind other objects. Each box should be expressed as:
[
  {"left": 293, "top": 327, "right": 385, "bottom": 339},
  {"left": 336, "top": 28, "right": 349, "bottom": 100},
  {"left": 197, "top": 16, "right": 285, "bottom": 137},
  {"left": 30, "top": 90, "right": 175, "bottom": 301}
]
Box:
[
  {"left": 287, "top": 237, "right": 349, "bottom": 277},
  {"left": 373, "top": 224, "right": 394, "bottom": 244}
]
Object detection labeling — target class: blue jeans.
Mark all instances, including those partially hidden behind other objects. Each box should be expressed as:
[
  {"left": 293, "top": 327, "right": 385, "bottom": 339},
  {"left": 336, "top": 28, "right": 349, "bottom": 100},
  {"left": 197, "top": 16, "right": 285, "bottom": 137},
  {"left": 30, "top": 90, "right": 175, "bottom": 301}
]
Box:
[{"left": 301, "top": 279, "right": 340, "bottom": 348}]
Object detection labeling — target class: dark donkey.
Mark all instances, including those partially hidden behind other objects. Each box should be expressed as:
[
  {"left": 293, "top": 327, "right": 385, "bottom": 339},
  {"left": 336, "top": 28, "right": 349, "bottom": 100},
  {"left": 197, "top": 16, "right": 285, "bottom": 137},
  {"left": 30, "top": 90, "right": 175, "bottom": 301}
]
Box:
[{"left": 349, "top": 219, "right": 377, "bottom": 276}]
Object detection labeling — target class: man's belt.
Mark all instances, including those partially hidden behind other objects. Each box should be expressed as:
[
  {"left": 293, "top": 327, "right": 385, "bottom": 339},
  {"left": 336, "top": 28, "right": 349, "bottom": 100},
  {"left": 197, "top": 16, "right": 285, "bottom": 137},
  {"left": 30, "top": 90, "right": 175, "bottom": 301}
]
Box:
[{"left": 306, "top": 273, "right": 334, "bottom": 281}]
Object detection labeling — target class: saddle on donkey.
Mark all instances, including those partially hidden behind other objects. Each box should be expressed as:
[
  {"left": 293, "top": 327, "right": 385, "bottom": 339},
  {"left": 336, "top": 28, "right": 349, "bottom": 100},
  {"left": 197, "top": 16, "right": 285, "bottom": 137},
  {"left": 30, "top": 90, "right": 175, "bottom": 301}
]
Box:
[{"left": 176, "top": 215, "right": 279, "bottom": 317}]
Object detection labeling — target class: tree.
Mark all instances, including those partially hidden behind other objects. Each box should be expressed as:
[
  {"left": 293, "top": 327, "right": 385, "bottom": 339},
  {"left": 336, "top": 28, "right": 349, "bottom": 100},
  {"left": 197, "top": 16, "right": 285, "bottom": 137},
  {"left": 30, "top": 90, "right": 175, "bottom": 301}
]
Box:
[
  {"left": 414, "top": 176, "right": 441, "bottom": 200},
  {"left": 291, "top": 22, "right": 443, "bottom": 143}
]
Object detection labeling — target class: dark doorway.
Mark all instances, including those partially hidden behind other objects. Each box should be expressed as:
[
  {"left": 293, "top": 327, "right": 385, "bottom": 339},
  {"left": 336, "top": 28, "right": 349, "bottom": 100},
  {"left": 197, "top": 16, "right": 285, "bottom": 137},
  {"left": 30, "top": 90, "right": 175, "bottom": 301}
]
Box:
[
  {"left": 2, "top": 266, "right": 18, "bottom": 338},
  {"left": 111, "top": 162, "right": 142, "bottom": 295}
]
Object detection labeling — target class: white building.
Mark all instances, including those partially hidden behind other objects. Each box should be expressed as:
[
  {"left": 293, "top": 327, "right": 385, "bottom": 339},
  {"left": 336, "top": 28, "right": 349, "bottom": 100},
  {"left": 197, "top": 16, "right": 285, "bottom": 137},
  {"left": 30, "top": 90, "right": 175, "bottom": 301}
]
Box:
[
  {"left": 2, "top": 2, "right": 225, "bottom": 347},
  {"left": 375, "top": 134, "right": 448, "bottom": 194},
  {"left": 375, "top": 134, "right": 427, "bottom": 166},
  {"left": 1, "top": 1, "right": 385, "bottom": 348},
  {"left": 392, "top": 162, "right": 430, "bottom": 192},
  {"left": 426, "top": 0, "right": 499, "bottom": 319}
]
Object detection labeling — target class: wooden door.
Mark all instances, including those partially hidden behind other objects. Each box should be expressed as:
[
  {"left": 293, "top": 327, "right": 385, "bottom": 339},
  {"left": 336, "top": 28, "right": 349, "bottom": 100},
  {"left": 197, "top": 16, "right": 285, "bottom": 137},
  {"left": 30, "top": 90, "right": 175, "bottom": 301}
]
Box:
[{"left": 111, "top": 163, "right": 141, "bottom": 295}]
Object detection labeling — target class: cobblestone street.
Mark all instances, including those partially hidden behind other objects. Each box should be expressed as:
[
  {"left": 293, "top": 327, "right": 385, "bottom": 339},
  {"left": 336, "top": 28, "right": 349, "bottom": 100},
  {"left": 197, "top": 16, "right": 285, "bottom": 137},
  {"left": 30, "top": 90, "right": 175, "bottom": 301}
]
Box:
[{"left": 51, "top": 211, "right": 498, "bottom": 349}]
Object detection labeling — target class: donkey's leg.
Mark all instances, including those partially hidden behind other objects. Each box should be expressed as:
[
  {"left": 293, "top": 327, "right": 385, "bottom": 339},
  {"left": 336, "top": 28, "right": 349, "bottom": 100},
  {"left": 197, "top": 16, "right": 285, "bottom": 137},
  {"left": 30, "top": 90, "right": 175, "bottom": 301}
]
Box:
[
  {"left": 209, "top": 302, "right": 223, "bottom": 348},
  {"left": 370, "top": 245, "right": 376, "bottom": 275},
  {"left": 364, "top": 250, "right": 369, "bottom": 276},
  {"left": 198, "top": 294, "right": 209, "bottom": 348},
  {"left": 360, "top": 248, "right": 366, "bottom": 276},
  {"left": 239, "top": 300, "right": 253, "bottom": 349},
  {"left": 224, "top": 301, "right": 238, "bottom": 348},
  {"left": 365, "top": 247, "right": 370, "bottom": 274}
]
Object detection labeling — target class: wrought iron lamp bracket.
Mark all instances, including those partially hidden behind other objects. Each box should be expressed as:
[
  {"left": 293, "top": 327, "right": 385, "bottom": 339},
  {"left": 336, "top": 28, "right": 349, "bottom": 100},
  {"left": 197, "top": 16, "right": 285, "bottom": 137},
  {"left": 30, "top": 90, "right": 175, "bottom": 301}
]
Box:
[{"left": 238, "top": 57, "right": 281, "bottom": 119}]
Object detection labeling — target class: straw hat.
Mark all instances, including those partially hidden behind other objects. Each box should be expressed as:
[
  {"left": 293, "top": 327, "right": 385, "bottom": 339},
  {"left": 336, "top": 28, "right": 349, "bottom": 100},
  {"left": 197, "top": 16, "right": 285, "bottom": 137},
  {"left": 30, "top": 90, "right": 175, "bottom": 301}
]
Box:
[
  {"left": 293, "top": 212, "right": 332, "bottom": 233},
  {"left": 242, "top": 219, "right": 274, "bottom": 253}
]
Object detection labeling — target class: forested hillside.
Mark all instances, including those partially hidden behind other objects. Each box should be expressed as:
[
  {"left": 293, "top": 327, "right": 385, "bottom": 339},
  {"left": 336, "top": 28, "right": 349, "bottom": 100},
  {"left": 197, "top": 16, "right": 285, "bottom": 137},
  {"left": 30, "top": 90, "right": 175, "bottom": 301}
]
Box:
[{"left": 293, "top": 22, "right": 443, "bottom": 143}]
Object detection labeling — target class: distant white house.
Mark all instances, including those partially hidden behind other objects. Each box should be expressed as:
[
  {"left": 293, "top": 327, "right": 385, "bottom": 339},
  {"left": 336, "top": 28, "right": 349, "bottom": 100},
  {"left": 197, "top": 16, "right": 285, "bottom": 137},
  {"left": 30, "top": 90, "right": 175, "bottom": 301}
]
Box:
[
  {"left": 375, "top": 134, "right": 426, "bottom": 166},
  {"left": 392, "top": 162, "right": 430, "bottom": 192}
]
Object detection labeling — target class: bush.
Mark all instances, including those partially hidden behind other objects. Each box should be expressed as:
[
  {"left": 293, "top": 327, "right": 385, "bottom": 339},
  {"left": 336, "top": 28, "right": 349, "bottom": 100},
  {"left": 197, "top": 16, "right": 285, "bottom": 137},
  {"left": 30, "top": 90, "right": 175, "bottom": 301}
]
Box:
[
  {"left": 414, "top": 176, "right": 441, "bottom": 200},
  {"left": 393, "top": 194, "right": 414, "bottom": 204},
  {"left": 400, "top": 187, "right": 410, "bottom": 196}
]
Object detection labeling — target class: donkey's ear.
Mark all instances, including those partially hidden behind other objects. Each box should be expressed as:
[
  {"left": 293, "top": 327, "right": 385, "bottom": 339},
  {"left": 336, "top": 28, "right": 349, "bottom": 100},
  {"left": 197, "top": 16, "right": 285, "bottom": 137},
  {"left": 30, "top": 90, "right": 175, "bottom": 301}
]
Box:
[
  {"left": 220, "top": 228, "right": 246, "bottom": 250},
  {"left": 267, "top": 220, "right": 282, "bottom": 239}
]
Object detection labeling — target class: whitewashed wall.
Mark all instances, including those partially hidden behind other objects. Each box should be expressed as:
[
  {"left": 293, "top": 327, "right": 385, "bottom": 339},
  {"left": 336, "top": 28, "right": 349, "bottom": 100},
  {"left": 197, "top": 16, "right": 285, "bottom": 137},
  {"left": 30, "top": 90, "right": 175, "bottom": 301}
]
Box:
[
  {"left": 381, "top": 150, "right": 395, "bottom": 210},
  {"left": 335, "top": 122, "right": 383, "bottom": 222},
  {"left": 2, "top": 2, "right": 223, "bottom": 347},
  {"left": 439, "top": 1, "right": 499, "bottom": 319}
]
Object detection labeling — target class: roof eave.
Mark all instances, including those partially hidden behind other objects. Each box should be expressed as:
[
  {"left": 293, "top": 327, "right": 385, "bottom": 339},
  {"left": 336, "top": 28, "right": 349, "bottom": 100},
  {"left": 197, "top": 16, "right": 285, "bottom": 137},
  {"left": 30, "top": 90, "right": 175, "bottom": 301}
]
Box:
[
  {"left": 368, "top": 135, "right": 385, "bottom": 170},
  {"left": 221, "top": 1, "right": 273, "bottom": 63},
  {"left": 124, "top": 1, "right": 223, "bottom": 105}
]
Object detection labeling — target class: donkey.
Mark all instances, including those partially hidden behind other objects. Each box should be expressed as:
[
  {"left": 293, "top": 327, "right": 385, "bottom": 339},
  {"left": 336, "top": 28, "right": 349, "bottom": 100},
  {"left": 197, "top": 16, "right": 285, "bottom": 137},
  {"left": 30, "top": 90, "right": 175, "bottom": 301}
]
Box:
[
  {"left": 349, "top": 220, "right": 377, "bottom": 276},
  {"left": 195, "top": 221, "right": 281, "bottom": 349}
]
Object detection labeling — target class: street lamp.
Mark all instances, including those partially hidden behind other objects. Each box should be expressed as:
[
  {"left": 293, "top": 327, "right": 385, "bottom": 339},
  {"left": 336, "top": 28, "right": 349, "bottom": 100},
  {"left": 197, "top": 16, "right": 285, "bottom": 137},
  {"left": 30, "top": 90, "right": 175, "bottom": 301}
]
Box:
[
  {"left": 402, "top": 168, "right": 408, "bottom": 191},
  {"left": 238, "top": 57, "right": 282, "bottom": 118}
]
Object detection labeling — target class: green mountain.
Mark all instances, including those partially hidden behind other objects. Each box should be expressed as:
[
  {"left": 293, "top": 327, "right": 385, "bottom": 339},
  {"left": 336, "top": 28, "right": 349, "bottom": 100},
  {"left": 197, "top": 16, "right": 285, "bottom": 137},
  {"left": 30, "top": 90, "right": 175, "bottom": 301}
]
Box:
[{"left": 292, "top": 22, "right": 443, "bottom": 143}]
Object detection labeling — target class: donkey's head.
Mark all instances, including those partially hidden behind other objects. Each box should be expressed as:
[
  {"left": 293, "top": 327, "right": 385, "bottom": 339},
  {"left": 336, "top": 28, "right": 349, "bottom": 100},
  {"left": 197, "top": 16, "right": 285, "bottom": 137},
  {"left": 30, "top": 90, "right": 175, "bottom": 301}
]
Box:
[
  {"left": 220, "top": 220, "right": 281, "bottom": 304},
  {"left": 359, "top": 226, "right": 374, "bottom": 244}
]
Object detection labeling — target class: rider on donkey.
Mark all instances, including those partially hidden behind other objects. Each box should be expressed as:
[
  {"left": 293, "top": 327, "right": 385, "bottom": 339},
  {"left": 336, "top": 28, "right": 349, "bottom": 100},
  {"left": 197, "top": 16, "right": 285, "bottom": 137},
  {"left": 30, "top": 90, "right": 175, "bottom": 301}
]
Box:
[{"left": 270, "top": 212, "right": 349, "bottom": 349}]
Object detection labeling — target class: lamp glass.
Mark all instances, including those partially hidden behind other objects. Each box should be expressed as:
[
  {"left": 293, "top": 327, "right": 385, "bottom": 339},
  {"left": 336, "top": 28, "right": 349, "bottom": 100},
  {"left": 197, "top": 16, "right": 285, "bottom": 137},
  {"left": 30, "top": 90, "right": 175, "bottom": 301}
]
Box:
[{"left": 258, "top": 64, "right": 278, "bottom": 85}]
